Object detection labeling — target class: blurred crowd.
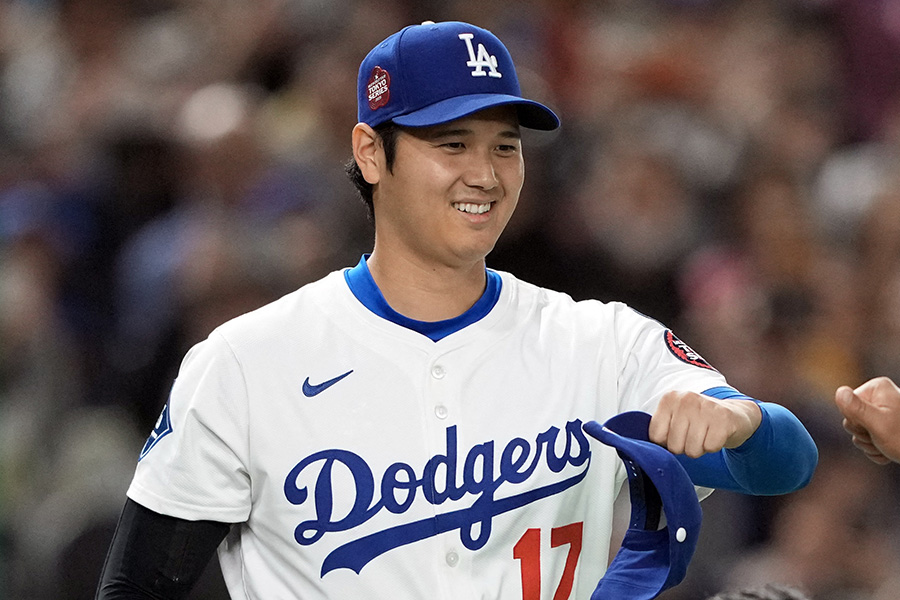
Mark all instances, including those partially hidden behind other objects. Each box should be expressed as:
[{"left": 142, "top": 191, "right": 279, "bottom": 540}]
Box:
[{"left": 1, "top": 0, "right": 899, "bottom": 598}]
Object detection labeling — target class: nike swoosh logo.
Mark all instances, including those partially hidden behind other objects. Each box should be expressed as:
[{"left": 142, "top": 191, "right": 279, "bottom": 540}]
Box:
[{"left": 303, "top": 370, "right": 354, "bottom": 397}]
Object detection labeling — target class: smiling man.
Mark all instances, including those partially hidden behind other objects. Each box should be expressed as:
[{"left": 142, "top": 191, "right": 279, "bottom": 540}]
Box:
[
  {"left": 357, "top": 108, "right": 524, "bottom": 320},
  {"left": 97, "top": 21, "right": 818, "bottom": 600}
]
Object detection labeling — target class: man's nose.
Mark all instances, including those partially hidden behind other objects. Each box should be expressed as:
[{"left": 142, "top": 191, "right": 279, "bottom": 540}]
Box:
[{"left": 462, "top": 150, "right": 499, "bottom": 190}]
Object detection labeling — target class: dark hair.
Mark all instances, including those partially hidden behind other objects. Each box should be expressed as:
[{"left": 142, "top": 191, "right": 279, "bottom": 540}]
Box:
[{"left": 345, "top": 121, "right": 401, "bottom": 223}]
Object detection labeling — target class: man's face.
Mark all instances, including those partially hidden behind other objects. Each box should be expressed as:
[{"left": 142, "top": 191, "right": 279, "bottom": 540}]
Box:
[{"left": 372, "top": 106, "right": 524, "bottom": 270}]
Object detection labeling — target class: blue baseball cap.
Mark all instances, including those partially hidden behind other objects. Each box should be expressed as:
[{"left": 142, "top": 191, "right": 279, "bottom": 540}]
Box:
[
  {"left": 357, "top": 21, "right": 560, "bottom": 131},
  {"left": 583, "top": 412, "right": 703, "bottom": 600}
]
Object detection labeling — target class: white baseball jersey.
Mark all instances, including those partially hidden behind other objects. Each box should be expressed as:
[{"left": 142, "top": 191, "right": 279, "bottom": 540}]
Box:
[{"left": 128, "top": 263, "right": 729, "bottom": 600}]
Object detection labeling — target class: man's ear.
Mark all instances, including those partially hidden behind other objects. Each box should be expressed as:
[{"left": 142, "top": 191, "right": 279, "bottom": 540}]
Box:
[{"left": 352, "top": 123, "right": 381, "bottom": 185}]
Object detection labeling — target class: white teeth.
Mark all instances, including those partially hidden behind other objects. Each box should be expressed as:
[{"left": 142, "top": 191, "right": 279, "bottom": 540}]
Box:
[{"left": 454, "top": 202, "right": 491, "bottom": 214}]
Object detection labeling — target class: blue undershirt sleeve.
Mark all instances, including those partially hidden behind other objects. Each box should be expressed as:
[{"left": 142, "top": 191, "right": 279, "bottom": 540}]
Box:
[{"left": 675, "top": 388, "right": 818, "bottom": 495}]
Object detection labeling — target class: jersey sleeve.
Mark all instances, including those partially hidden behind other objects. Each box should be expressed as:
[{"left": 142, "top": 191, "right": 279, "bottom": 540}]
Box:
[
  {"left": 126, "top": 331, "right": 251, "bottom": 523},
  {"left": 613, "top": 306, "right": 728, "bottom": 413},
  {"left": 609, "top": 308, "right": 818, "bottom": 495}
]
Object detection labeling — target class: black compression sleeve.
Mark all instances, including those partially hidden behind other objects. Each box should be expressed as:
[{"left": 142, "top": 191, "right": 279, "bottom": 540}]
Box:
[{"left": 95, "top": 498, "right": 231, "bottom": 600}]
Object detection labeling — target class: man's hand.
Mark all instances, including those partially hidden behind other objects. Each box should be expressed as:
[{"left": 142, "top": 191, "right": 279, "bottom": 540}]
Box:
[
  {"left": 835, "top": 377, "right": 900, "bottom": 465},
  {"left": 649, "top": 391, "right": 762, "bottom": 458}
]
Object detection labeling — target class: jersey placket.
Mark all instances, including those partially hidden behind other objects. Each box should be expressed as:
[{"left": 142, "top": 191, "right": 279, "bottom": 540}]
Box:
[{"left": 423, "top": 347, "right": 477, "bottom": 599}]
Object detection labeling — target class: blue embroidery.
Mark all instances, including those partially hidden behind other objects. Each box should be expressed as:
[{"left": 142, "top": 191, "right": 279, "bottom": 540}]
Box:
[
  {"left": 140, "top": 403, "right": 173, "bottom": 460},
  {"left": 283, "top": 420, "right": 592, "bottom": 575},
  {"left": 302, "top": 370, "right": 354, "bottom": 397}
]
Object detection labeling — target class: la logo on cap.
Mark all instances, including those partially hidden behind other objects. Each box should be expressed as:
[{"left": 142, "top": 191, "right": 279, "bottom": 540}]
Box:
[
  {"left": 458, "top": 33, "right": 502, "bottom": 78},
  {"left": 356, "top": 21, "right": 559, "bottom": 130},
  {"left": 367, "top": 66, "right": 391, "bottom": 110}
]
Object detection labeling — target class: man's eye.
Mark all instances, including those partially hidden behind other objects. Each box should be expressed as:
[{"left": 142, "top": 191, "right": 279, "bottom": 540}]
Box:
[
  {"left": 442, "top": 142, "right": 465, "bottom": 150},
  {"left": 496, "top": 145, "right": 519, "bottom": 154}
]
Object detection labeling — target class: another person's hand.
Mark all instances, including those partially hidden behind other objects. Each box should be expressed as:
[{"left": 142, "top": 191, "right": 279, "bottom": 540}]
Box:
[
  {"left": 650, "top": 391, "right": 762, "bottom": 458},
  {"left": 835, "top": 377, "right": 900, "bottom": 465}
]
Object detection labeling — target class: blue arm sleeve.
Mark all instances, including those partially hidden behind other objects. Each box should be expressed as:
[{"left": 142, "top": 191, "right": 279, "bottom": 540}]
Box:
[{"left": 675, "top": 388, "right": 818, "bottom": 495}]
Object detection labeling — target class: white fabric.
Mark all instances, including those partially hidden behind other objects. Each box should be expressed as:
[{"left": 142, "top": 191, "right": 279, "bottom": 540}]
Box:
[{"left": 128, "top": 269, "right": 727, "bottom": 600}]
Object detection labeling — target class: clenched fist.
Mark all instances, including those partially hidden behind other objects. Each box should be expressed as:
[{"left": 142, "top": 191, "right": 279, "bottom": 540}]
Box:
[{"left": 650, "top": 391, "right": 763, "bottom": 458}]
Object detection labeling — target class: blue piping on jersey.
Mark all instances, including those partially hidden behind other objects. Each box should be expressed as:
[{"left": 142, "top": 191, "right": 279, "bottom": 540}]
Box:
[{"left": 344, "top": 255, "right": 502, "bottom": 342}]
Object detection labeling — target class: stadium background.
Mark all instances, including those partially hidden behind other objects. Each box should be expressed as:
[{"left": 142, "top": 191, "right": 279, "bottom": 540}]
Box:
[{"left": 1, "top": 0, "right": 899, "bottom": 598}]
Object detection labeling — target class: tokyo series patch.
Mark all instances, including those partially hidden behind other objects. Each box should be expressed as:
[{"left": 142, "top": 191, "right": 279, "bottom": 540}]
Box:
[
  {"left": 367, "top": 66, "right": 391, "bottom": 110},
  {"left": 664, "top": 330, "right": 716, "bottom": 371}
]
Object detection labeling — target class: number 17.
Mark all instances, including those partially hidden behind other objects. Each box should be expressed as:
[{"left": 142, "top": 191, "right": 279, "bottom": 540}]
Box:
[{"left": 513, "top": 522, "right": 583, "bottom": 600}]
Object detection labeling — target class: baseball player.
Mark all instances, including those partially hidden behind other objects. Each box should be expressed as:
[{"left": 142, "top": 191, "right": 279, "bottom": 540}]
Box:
[{"left": 96, "top": 21, "right": 818, "bottom": 599}]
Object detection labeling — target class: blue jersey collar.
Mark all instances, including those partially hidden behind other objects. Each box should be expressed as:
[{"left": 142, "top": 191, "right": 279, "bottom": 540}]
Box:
[{"left": 344, "top": 255, "right": 501, "bottom": 342}]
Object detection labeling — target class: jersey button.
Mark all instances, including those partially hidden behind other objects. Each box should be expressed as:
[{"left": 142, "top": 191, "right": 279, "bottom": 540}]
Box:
[
  {"left": 445, "top": 550, "right": 459, "bottom": 567},
  {"left": 431, "top": 364, "right": 446, "bottom": 379},
  {"left": 435, "top": 405, "right": 449, "bottom": 419}
]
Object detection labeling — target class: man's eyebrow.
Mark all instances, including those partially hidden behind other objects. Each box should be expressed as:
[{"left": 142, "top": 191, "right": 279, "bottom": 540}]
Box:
[
  {"left": 426, "top": 128, "right": 470, "bottom": 139},
  {"left": 423, "top": 127, "right": 522, "bottom": 140}
]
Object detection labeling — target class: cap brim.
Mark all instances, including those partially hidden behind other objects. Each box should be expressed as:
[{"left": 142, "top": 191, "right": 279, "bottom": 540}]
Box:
[
  {"left": 591, "top": 529, "right": 673, "bottom": 598},
  {"left": 391, "top": 93, "right": 560, "bottom": 130},
  {"left": 584, "top": 413, "right": 703, "bottom": 599}
]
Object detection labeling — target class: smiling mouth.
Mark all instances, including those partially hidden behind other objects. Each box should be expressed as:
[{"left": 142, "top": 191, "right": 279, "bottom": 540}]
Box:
[{"left": 453, "top": 202, "right": 493, "bottom": 215}]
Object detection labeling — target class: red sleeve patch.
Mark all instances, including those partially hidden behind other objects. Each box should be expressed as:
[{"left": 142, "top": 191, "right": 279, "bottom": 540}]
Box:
[{"left": 664, "top": 330, "right": 717, "bottom": 371}]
